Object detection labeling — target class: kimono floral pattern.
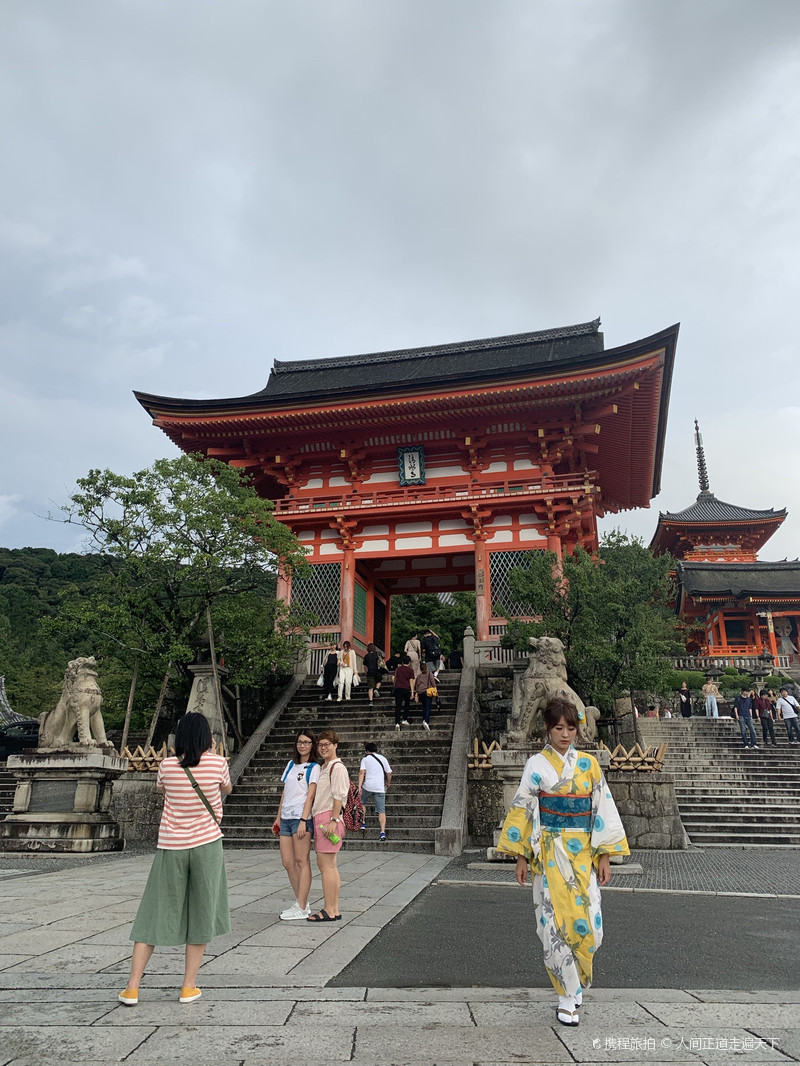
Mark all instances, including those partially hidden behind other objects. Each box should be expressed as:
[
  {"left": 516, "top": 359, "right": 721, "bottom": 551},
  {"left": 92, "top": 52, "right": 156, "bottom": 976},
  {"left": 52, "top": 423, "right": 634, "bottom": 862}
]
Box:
[{"left": 498, "top": 746, "right": 629, "bottom": 997}]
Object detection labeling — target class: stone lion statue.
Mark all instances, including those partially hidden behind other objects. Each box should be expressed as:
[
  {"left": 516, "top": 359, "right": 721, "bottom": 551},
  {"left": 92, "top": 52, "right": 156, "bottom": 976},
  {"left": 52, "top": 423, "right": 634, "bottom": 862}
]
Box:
[
  {"left": 508, "top": 636, "right": 599, "bottom": 747},
  {"left": 38, "top": 657, "right": 115, "bottom": 753}
]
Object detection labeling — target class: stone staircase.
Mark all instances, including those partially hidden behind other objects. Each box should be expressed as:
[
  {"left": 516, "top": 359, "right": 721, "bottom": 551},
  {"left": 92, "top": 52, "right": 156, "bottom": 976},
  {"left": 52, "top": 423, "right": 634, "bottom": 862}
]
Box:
[
  {"left": 223, "top": 672, "right": 460, "bottom": 853},
  {"left": 637, "top": 717, "right": 800, "bottom": 846}
]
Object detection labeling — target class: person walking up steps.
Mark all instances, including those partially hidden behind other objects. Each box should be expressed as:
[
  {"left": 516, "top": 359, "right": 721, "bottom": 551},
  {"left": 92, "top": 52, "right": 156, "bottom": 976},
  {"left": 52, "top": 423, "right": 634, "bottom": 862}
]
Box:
[
  {"left": 753, "top": 689, "right": 777, "bottom": 748},
  {"left": 733, "top": 687, "right": 758, "bottom": 750},
  {"left": 777, "top": 687, "right": 800, "bottom": 744},
  {"left": 358, "top": 742, "right": 392, "bottom": 842},
  {"left": 337, "top": 641, "right": 358, "bottom": 702},
  {"left": 392, "top": 654, "right": 415, "bottom": 731}
]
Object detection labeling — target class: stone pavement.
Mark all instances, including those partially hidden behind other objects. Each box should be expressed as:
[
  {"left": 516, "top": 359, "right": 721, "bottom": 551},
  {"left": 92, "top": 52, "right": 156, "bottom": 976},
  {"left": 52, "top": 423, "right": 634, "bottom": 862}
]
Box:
[{"left": 0, "top": 848, "right": 799, "bottom": 1064}]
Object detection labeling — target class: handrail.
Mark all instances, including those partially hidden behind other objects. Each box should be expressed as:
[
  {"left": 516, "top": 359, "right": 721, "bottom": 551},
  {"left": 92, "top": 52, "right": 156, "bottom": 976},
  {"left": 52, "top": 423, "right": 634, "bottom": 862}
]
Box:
[
  {"left": 228, "top": 675, "right": 304, "bottom": 787},
  {"left": 274, "top": 472, "right": 596, "bottom": 517},
  {"left": 435, "top": 627, "right": 476, "bottom": 856}
]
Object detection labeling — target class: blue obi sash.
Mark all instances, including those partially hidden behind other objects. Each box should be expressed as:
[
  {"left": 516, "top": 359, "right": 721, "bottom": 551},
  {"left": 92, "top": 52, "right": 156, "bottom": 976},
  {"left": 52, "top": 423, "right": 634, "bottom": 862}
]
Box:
[{"left": 539, "top": 791, "right": 592, "bottom": 831}]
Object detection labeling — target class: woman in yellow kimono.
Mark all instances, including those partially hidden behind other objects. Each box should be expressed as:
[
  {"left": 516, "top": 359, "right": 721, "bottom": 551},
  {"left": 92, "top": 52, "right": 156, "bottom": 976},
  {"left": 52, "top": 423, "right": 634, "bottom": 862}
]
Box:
[{"left": 498, "top": 697, "right": 629, "bottom": 1027}]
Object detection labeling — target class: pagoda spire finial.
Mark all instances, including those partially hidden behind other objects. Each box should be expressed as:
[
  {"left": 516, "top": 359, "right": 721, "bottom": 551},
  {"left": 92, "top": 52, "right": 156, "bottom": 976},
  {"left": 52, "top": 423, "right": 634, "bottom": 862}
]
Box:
[{"left": 694, "top": 419, "right": 710, "bottom": 493}]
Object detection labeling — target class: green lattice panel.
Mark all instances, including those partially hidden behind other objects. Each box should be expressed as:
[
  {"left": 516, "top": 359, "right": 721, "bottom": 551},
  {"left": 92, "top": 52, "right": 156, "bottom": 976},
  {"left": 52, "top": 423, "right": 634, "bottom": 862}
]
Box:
[
  {"left": 291, "top": 563, "right": 340, "bottom": 626},
  {"left": 353, "top": 581, "right": 368, "bottom": 637},
  {"left": 490, "top": 550, "right": 544, "bottom": 616}
]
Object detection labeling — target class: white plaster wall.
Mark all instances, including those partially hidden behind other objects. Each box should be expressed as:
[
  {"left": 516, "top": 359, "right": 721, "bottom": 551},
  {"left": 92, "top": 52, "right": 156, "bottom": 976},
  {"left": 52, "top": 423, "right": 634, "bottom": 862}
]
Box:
[
  {"left": 396, "top": 536, "right": 433, "bottom": 549},
  {"left": 490, "top": 530, "right": 514, "bottom": 543},
  {"left": 513, "top": 458, "right": 536, "bottom": 470},
  {"left": 519, "top": 513, "right": 540, "bottom": 526},
  {"left": 320, "top": 543, "right": 343, "bottom": 555},
  {"left": 306, "top": 478, "right": 324, "bottom": 488},
  {"left": 364, "top": 470, "right": 399, "bottom": 484},
  {"left": 298, "top": 530, "right": 315, "bottom": 540},
  {"left": 520, "top": 528, "right": 547, "bottom": 542},
  {"left": 329, "top": 476, "right": 349, "bottom": 487},
  {"left": 439, "top": 533, "right": 472, "bottom": 547},
  {"left": 356, "top": 539, "right": 390, "bottom": 552},
  {"left": 426, "top": 464, "right": 465, "bottom": 478},
  {"left": 396, "top": 521, "right": 433, "bottom": 534},
  {"left": 362, "top": 524, "right": 390, "bottom": 535},
  {"left": 321, "top": 529, "right": 339, "bottom": 540},
  {"left": 489, "top": 514, "right": 512, "bottom": 526},
  {"left": 486, "top": 461, "right": 508, "bottom": 472},
  {"left": 439, "top": 518, "right": 468, "bottom": 530}
]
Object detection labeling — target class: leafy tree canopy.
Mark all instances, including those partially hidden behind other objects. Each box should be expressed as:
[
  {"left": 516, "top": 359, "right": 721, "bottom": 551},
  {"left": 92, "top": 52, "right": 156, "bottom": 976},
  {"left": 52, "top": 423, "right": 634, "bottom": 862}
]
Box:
[
  {"left": 503, "top": 531, "right": 683, "bottom": 709},
  {"left": 389, "top": 592, "right": 476, "bottom": 658}
]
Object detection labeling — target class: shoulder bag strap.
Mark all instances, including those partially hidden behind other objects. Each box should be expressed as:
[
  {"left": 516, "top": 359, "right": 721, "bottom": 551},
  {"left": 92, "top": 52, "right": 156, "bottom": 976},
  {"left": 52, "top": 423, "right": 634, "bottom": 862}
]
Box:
[
  {"left": 182, "top": 765, "right": 220, "bottom": 824},
  {"left": 367, "top": 752, "right": 388, "bottom": 788}
]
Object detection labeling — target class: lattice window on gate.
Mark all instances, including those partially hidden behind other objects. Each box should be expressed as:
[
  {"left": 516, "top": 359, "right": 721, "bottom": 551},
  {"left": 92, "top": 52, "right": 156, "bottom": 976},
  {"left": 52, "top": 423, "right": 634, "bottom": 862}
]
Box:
[
  {"left": 291, "top": 563, "right": 341, "bottom": 625},
  {"left": 490, "top": 550, "right": 545, "bottom": 617}
]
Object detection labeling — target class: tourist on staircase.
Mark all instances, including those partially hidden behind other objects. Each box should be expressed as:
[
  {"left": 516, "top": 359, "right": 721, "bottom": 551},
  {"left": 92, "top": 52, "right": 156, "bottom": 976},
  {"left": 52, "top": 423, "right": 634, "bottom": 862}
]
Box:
[
  {"left": 777, "top": 688, "right": 800, "bottom": 745},
  {"left": 702, "top": 677, "right": 720, "bottom": 719},
  {"left": 336, "top": 641, "right": 359, "bottom": 702},
  {"left": 322, "top": 644, "right": 339, "bottom": 702},
  {"left": 677, "top": 681, "right": 692, "bottom": 718},
  {"left": 363, "top": 643, "right": 382, "bottom": 706},
  {"left": 358, "top": 741, "right": 392, "bottom": 842},
  {"left": 421, "top": 628, "right": 442, "bottom": 678},
  {"left": 415, "top": 663, "right": 436, "bottom": 731},
  {"left": 404, "top": 631, "right": 422, "bottom": 678},
  {"left": 392, "top": 654, "right": 415, "bottom": 731},
  {"left": 306, "top": 730, "right": 348, "bottom": 921},
  {"left": 274, "top": 729, "right": 319, "bottom": 921},
  {"left": 753, "top": 690, "right": 778, "bottom": 748},
  {"left": 733, "top": 687, "right": 758, "bottom": 750}
]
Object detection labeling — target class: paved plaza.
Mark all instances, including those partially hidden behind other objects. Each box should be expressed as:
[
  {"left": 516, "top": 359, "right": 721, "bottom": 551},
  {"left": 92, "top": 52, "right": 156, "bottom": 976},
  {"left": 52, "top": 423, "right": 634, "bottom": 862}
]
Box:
[{"left": 1, "top": 847, "right": 799, "bottom": 1065}]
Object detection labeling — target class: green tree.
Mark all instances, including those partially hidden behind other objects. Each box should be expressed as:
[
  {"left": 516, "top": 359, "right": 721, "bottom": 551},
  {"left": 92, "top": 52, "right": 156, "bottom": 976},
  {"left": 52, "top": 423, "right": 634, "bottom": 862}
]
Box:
[
  {"left": 52, "top": 454, "right": 310, "bottom": 727},
  {"left": 390, "top": 592, "right": 476, "bottom": 658},
  {"left": 503, "top": 532, "right": 683, "bottom": 709}
]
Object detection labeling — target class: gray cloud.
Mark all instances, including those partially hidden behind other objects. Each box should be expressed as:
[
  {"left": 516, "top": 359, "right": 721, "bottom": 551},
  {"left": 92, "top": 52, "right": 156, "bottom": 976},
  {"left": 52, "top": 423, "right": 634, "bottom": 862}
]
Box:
[{"left": 1, "top": 0, "right": 799, "bottom": 556}]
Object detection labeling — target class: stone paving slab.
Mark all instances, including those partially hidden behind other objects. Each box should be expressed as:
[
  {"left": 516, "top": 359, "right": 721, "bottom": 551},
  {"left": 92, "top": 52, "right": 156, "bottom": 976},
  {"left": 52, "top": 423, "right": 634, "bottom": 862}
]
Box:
[
  {"left": 352, "top": 1024, "right": 568, "bottom": 1063},
  {"left": 122, "top": 1024, "right": 356, "bottom": 1063},
  {"left": 2, "top": 1025, "right": 156, "bottom": 1063},
  {"left": 96, "top": 1000, "right": 294, "bottom": 1025}
]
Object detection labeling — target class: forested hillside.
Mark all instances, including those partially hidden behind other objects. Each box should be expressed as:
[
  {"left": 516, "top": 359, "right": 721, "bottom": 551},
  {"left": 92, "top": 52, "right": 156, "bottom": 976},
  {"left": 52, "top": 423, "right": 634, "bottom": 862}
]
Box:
[{"left": 0, "top": 548, "right": 112, "bottom": 719}]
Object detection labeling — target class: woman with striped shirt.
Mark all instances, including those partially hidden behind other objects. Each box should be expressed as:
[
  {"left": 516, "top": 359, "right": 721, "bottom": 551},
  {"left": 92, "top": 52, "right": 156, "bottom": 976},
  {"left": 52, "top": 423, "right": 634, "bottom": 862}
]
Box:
[{"left": 119, "top": 712, "right": 232, "bottom": 1006}]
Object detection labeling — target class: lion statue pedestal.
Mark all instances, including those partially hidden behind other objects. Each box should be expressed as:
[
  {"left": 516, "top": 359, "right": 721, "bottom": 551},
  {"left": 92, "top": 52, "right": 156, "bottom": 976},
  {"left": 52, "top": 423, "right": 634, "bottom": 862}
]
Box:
[
  {"left": 0, "top": 657, "right": 129, "bottom": 853},
  {"left": 486, "top": 636, "right": 607, "bottom": 861}
]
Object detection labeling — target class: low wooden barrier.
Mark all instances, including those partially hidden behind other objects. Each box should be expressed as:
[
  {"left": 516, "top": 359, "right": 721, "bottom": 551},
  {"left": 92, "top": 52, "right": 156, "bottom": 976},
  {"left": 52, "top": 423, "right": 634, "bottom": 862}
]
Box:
[
  {"left": 468, "top": 738, "right": 500, "bottom": 769},
  {"left": 599, "top": 741, "right": 667, "bottom": 772}
]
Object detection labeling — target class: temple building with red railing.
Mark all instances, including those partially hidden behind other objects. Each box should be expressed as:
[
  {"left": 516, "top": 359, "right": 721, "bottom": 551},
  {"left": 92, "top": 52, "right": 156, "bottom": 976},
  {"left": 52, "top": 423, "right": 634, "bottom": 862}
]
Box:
[
  {"left": 651, "top": 421, "right": 800, "bottom": 675},
  {"left": 135, "top": 319, "right": 678, "bottom": 663}
]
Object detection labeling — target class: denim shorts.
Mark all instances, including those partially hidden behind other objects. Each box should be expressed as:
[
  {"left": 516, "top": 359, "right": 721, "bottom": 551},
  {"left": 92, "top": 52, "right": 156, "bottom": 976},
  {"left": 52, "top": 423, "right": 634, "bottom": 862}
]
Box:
[
  {"left": 361, "top": 788, "right": 386, "bottom": 814},
  {"left": 280, "top": 817, "right": 313, "bottom": 837}
]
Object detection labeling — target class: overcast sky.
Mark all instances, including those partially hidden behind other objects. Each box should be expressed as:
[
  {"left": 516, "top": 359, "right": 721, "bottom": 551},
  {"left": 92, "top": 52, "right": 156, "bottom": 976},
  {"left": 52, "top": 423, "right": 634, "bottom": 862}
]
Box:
[{"left": 2, "top": 0, "right": 799, "bottom": 559}]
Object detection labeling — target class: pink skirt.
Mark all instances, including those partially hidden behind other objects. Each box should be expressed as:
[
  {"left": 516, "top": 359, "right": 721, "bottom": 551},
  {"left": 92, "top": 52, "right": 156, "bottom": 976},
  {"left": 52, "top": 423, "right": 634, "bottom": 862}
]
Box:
[{"left": 313, "top": 810, "right": 345, "bottom": 854}]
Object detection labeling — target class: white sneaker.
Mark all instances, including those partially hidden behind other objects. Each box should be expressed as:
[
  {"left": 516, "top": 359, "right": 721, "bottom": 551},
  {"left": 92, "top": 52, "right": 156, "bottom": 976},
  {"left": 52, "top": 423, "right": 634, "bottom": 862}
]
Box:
[
  {"left": 280, "top": 903, "right": 311, "bottom": 921},
  {"left": 326, "top": 695, "right": 333, "bottom": 701},
  {"left": 402, "top": 719, "right": 410, "bottom": 725},
  {"left": 423, "top": 721, "right": 430, "bottom": 731},
  {"left": 395, "top": 724, "right": 400, "bottom": 731}
]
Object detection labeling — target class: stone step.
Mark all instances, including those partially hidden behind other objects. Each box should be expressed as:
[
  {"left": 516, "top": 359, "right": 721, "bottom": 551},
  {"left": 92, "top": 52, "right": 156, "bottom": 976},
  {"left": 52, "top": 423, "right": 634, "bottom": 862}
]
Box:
[
  {"left": 223, "top": 836, "right": 435, "bottom": 853},
  {"left": 224, "top": 811, "right": 442, "bottom": 830}
]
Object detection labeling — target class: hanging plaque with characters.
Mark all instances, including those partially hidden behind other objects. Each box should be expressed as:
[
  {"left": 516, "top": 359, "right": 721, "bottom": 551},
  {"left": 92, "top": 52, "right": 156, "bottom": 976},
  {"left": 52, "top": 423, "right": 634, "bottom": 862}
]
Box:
[{"left": 398, "top": 445, "right": 426, "bottom": 486}]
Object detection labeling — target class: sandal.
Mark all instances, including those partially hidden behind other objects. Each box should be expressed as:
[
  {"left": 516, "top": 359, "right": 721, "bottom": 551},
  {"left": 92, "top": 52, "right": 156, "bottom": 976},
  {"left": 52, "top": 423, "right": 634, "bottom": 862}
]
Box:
[
  {"left": 556, "top": 1007, "right": 579, "bottom": 1027},
  {"left": 307, "top": 910, "right": 336, "bottom": 922}
]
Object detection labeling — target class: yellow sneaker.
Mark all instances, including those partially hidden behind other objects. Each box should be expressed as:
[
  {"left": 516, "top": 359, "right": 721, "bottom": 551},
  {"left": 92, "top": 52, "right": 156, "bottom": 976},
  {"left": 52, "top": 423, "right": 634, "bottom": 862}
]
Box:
[
  {"left": 118, "top": 988, "right": 138, "bottom": 1006},
  {"left": 179, "top": 986, "right": 202, "bottom": 1003}
]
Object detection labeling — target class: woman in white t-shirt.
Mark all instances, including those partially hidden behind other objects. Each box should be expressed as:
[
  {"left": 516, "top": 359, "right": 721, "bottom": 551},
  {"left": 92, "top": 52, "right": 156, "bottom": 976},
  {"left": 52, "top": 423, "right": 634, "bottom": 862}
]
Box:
[{"left": 273, "top": 729, "right": 320, "bottom": 920}]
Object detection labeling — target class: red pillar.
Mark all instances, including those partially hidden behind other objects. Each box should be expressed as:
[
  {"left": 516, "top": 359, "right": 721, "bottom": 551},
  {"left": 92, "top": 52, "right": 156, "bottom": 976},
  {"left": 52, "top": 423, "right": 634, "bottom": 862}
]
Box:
[
  {"left": 384, "top": 593, "right": 392, "bottom": 655},
  {"left": 340, "top": 550, "right": 355, "bottom": 645},
  {"left": 474, "top": 539, "right": 491, "bottom": 642},
  {"left": 276, "top": 566, "right": 292, "bottom": 608}
]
